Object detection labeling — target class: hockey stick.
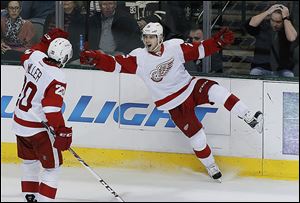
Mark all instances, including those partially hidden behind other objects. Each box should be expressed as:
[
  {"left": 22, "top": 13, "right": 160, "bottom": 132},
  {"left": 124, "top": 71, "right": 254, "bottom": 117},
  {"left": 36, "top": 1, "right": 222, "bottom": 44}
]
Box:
[{"left": 28, "top": 109, "right": 125, "bottom": 202}]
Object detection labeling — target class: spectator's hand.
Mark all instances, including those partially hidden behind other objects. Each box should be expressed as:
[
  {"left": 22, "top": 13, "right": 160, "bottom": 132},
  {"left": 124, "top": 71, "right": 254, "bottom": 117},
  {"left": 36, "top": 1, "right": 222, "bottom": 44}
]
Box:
[
  {"left": 80, "top": 50, "right": 103, "bottom": 65},
  {"left": 41, "top": 28, "right": 69, "bottom": 45},
  {"left": 1, "top": 42, "right": 12, "bottom": 54},
  {"left": 53, "top": 126, "right": 72, "bottom": 151},
  {"left": 266, "top": 4, "right": 283, "bottom": 15},
  {"left": 212, "top": 27, "right": 235, "bottom": 48},
  {"left": 137, "top": 19, "right": 147, "bottom": 30},
  {"left": 280, "top": 5, "right": 290, "bottom": 18}
]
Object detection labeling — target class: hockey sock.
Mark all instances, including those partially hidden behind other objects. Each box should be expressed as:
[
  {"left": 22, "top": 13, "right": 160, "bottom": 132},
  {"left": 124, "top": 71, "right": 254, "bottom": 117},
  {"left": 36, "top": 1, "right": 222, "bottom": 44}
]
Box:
[
  {"left": 194, "top": 145, "right": 216, "bottom": 167},
  {"left": 190, "top": 129, "right": 216, "bottom": 168},
  {"left": 38, "top": 167, "right": 60, "bottom": 201},
  {"left": 21, "top": 160, "right": 40, "bottom": 201}
]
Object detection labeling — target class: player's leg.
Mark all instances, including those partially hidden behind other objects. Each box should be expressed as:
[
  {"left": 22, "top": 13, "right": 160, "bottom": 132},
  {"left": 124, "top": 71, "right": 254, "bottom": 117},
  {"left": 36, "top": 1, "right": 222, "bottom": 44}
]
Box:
[
  {"left": 16, "top": 135, "right": 40, "bottom": 202},
  {"left": 33, "top": 131, "right": 63, "bottom": 202},
  {"left": 207, "top": 83, "right": 263, "bottom": 133},
  {"left": 169, "top": 96, "right": 221, "bottom": 181}
]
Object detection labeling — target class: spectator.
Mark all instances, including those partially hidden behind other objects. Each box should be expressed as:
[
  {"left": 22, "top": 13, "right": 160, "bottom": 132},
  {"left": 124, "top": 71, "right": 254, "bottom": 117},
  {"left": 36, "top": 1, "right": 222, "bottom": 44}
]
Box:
[
  {"left": 1, "top": 1, "right": 35, "bottom": 60},
  {"left": 245, "top": 4, "right": 298, "bottom": 77},
  {"left": 20, "top": 1, "right": 55, "bottom": 23},
  {"left": 185, "top": 26, "right": 223, "bottom": 73},
  {"left": 44, "top": 1, "right": 84, "bottom": 61},
  {"left": 137, "top": 10, "right": 183, "bottom": 40},
  {"left": 88, "top": 1, "right": 143, "bottom": 55}
]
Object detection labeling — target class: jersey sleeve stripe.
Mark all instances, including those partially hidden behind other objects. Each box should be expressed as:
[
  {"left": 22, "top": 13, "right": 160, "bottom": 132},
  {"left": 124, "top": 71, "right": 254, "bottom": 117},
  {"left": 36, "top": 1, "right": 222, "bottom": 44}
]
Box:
[
  {"left": 43, "top": 106, "right": 61, "bottom": 113},
  {"left": 113, "top": 59, "right": 122, "bottom": 73},
  {"left": 198, "top": 43, "right": 205, "bottom": 59}
]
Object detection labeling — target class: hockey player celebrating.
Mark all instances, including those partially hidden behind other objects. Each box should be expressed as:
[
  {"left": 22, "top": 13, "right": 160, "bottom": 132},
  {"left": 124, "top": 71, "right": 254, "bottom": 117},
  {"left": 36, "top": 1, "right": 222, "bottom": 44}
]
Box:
[
  {"left": 12, "top": 28, "right": 73, "bottom": 202},
  {"left": 80, "top": 23, "right": 263, "bottom": 182}
]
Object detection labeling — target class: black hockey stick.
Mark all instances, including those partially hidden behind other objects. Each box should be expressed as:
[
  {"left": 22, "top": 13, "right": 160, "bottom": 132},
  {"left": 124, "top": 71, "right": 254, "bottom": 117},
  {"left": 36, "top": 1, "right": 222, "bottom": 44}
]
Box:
[{"left": 28, "top": 109, "right": 125, "bottom": 202}]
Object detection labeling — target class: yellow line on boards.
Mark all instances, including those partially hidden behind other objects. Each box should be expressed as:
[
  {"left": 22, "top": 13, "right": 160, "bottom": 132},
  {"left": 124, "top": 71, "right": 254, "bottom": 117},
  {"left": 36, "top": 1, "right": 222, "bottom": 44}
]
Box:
[{"left": 1, "top": 142, "right": 298, "bottom": 180}]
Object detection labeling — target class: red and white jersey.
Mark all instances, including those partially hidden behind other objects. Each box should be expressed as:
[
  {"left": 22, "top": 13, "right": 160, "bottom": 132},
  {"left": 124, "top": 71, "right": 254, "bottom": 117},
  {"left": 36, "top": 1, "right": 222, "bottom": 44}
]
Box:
[
  {"left": 12, "top": 50, "right": 67, "bottom": 137},
  {"left": 96, "top": 38, "right": 207, "bottom": 110}
]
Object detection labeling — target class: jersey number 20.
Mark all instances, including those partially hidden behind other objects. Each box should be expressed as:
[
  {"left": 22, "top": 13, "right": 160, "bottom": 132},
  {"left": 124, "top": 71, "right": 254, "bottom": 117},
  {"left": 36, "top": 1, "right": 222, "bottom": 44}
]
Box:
[{"left": 17, "top": 79, "right": 37, "bottom": 112}]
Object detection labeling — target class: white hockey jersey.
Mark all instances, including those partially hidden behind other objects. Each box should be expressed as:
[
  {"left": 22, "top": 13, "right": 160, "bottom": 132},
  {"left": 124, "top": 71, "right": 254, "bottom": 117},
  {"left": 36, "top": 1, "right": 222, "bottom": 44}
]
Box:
[
  {"left": 93, "top": 38, "right": 207, "bottom": 110},
  {"left": 12, "top": 50, "right": 67, "bottom": 137}
]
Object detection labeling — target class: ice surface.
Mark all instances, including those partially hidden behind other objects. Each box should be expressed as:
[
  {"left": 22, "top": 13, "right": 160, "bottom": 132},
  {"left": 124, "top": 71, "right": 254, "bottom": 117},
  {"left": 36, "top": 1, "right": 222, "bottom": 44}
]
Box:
[{"left": 1, "top": 163, "right": 299, "bottom": 202}]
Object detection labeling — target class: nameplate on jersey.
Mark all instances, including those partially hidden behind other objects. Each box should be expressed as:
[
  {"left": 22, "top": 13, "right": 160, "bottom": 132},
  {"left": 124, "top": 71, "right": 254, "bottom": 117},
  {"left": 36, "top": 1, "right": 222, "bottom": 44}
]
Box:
[{"left": 27, "top": 63, "right": 42, "bottom": 82}]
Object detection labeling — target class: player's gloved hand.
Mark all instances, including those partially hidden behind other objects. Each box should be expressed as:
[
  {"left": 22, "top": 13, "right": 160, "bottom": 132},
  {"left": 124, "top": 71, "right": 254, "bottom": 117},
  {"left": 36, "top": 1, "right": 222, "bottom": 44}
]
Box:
[
  {"left": 53, "top": 126, "right": 72, "bottom": 151},
  {"left": 212, "top": 27, "right": 234, "bottom": 48},
  {"left": 41, "top": 28, "right": 69, "bottom": 45},
  {"left": 80, "top": 50, "right": 102, "bottom": 65}
]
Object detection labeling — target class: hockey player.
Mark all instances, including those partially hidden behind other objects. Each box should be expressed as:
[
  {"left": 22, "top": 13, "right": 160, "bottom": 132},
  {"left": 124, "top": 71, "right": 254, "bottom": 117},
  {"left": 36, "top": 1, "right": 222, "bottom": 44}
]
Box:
[
  {"left": 12, "top": 28, "right": 73, "bottom": 202},
  {"left": 80, "top": 23, "right": 263, "bottom": 182}
]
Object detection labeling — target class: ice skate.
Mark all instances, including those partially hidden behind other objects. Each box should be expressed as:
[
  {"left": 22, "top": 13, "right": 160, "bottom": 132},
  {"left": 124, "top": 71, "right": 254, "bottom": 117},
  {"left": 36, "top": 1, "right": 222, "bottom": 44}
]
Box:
[
  {"left": 206, "top": 163, "right": 222, "bottom": 183},
  {"left": 25, "top": 194, "right": 37, "bottom": 202},
  {"left": 243, "top": 111, "right": 263, "bottom": 134}
]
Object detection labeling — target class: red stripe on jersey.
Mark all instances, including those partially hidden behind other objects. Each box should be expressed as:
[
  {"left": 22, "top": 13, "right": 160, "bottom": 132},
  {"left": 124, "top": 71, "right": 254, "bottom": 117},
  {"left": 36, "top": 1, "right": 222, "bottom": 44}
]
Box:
[
  {"left": 95, "top": 54, "right": 116, "bottom": 72},
  {"left": 21, "top": 181, "right": 39, "bottom": 192},
  {"left": 224, "top": 94, "right": 240, "bottom": 111},
  {"left": 14, "top": 114, "right": 44, "bottom": 128},
  {"left": 115, "top": 55, "right": 137, "bottom": 74},
  {"left": 180, "top": 42, "right": 200, "bottom": 62},
  {"left": 155, "top": 77, "right": 196, "bottom": 107},
  {"left": 193, "top": 144, "right": 211, "bottom": 159},
  {"left": 39, "top": 182, "right": 57, "bottom": 199}
]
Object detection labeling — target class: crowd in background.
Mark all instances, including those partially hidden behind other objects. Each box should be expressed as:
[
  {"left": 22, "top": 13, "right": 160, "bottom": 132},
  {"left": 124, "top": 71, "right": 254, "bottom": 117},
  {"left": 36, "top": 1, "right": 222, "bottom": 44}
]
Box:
[{"left": 1, "top": 1, "right": 299, "bottom": 78}]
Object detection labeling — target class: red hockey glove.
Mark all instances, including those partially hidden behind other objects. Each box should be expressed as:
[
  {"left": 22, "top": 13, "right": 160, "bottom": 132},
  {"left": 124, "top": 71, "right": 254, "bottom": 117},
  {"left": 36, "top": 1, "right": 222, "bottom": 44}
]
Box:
[
  {"left": 80, "top": 50, "right": 102, "bottom": 65},
  {"left": 41, "top": 28, "right": 69, "bottom": 46},
  {"left": 53, "top": 126, "right": 72, "bottom": 151},
  {"left": 212, "top": 27, "right": 234, "bottom": 48}
]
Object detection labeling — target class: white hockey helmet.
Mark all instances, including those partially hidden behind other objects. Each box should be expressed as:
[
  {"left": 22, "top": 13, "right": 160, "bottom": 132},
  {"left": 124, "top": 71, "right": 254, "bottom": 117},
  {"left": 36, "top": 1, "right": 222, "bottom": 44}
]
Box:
[
  {"left": 47, "top": 38, "right": 73, "bottom": 68},
  {"left": 142, "top": 22, "right": 164, "bottom": 43}
]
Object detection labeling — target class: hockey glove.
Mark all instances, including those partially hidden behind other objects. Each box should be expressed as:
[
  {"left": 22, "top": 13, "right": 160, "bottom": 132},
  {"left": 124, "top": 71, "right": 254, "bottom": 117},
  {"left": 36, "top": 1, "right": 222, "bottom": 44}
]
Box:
[
  {"left": 41, "top": 28, "right": 69, "bottom": 46},
  {"left": 212, "top": 27, "right": 234, "bottom": 48},
  {"left": 80, "top": 50, "right": 102, "bottom": 65},
  {"left": 53, "top": 126, "right": 72, "bottom": 151}
]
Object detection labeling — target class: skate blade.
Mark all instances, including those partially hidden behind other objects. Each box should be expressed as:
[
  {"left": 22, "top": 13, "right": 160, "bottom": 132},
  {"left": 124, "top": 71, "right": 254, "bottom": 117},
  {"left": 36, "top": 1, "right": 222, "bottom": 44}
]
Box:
[
  {"left": 216, "top": 178, "right": 222, "bottom": 183},
  {"left": 212, "top": 178, "right": 222, "bottom": 183}
]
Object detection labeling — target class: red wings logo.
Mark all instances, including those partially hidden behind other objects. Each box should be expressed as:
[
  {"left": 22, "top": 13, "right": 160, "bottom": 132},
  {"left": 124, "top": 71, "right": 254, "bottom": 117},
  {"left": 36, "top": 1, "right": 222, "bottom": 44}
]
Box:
[{"left": 150, "top": 58, "right": 174, "bottom": 82}]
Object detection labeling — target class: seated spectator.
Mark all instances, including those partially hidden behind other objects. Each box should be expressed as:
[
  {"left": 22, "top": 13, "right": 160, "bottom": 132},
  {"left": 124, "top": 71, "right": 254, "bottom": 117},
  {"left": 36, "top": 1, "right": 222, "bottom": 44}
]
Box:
[
  {"left": 20, "top": 1, "right": 55, "bottom": 24},
  {"left": 185, "top": 26, "right": 223, "bottom": 73},
  {"left": 44, "top": 1, "right": 84, "bottom": 61},
  {"left": 88, "top": 1, "right": 143, "bottom": 55},
  {"left": 245, "top": 4, "right": 298, "bottom": 77},
  {"left": 1, "top": 1, "right": 35, "bottom": 60}
]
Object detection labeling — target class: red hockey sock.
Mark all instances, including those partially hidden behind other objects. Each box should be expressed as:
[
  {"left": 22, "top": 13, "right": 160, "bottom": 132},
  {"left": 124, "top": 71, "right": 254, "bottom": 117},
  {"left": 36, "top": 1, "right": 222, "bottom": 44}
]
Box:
[
  {"left": 39, "top": 182, "right": 57, "bottom": 199},
  {"left": 193, "top": 144, "right": 211, "bottom": 159},
  {"left": 21, "top": 181, "right": 39, "bottom": 193},
  {"left": 224, "top": 94, "right": 240, "bottom": 111}
]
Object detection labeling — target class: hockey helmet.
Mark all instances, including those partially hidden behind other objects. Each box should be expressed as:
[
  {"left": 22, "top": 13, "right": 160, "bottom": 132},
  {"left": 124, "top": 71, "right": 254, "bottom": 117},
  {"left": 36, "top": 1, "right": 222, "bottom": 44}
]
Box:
[
  {"left": 142, "top": 22, "right": 164, "bottom": 43},
  {"left": 47, "top": 38, "right": 73, "bottom": 68}
]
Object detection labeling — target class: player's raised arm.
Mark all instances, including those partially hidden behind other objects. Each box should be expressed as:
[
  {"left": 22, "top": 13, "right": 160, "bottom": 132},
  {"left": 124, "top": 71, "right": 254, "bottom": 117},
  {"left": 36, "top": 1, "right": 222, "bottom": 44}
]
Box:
[
  {"left": 80, "top": 50, "right": 138, "bottom": 74},
  {"left": 21, "top": 28, "right": 69, "bottom": 66},
  {"left": 180, "top": 27, "right": 235, "bottom": 62}
]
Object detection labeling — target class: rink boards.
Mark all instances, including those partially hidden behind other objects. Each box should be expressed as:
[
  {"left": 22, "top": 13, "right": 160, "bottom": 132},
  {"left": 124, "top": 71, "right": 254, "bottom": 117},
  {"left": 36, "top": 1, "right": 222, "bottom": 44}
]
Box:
[{"left": 1, "top": 65, "right": 299, "bottom": 179}]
